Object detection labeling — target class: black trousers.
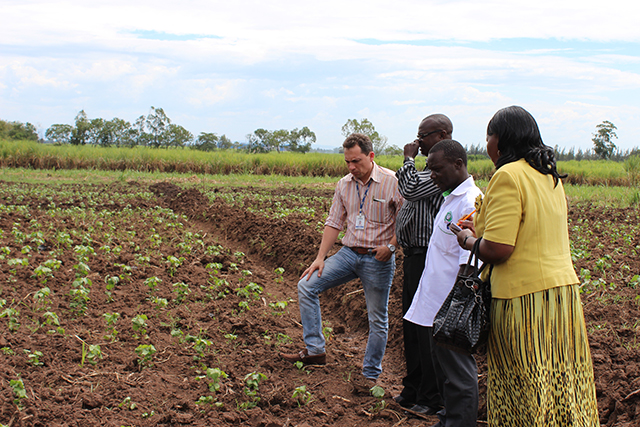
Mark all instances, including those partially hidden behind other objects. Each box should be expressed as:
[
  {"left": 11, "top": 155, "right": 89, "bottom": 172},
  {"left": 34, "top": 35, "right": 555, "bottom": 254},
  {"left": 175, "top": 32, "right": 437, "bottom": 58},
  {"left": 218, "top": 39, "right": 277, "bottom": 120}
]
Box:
[
  {"left": 399, "top": 250, "right": 442, "bottom": 408},
  {"left": 426, "top": 326, "right": 479, "bottom": 426}
]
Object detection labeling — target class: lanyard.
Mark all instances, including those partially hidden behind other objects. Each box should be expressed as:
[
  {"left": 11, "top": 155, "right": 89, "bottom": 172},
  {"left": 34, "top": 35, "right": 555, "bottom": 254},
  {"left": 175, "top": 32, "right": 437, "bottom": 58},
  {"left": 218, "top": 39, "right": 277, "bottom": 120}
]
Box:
[{"left": 356, "top": 180, "right": 372, "bottom": 214}]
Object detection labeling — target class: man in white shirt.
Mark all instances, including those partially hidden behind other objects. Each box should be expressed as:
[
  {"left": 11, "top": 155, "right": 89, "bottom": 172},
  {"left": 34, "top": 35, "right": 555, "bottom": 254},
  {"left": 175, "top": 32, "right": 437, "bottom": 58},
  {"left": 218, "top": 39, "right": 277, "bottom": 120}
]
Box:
[{"left": 404, "top": 139, "right": 482, "bottom": 427}]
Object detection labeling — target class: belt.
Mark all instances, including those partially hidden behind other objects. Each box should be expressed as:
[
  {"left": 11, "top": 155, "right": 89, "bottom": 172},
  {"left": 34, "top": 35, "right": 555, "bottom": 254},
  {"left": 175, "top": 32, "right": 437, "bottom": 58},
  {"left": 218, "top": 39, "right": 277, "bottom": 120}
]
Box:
[
  {"left": 403, "top": 246, "right": 427, "bottom": 257},
  {"left": 349, "top": 246, "right": 373, "bottom": 255}
]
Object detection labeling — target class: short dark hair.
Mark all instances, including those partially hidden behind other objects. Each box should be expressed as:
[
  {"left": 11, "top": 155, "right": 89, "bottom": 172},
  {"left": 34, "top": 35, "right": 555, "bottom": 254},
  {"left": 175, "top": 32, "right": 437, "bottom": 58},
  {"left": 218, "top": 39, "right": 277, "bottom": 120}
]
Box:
[
  {"left": 424, "top": 114, "right": 453, "bottom": 138},
  {"left": 343, "top": 133, "right": 373, "bottom": 155},
  {"left": 487, "top": 105, "right": 565, "bottom": 187},
  {"left": 429, "top": 139, "right": 467, "bottom": 166}
]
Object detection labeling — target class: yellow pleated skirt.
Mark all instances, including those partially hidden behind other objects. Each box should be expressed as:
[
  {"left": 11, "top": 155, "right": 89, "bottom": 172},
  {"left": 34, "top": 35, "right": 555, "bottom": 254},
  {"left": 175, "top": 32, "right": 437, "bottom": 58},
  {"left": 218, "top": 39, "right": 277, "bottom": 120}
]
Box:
[{"left": 487, "top": 284, "right": 600, "bottom": 426}]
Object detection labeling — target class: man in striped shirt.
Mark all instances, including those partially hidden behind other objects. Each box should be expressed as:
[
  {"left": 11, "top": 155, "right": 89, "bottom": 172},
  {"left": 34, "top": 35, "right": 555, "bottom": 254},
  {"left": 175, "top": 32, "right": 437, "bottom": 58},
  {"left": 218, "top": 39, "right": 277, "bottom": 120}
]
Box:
[
  {"left": 393, "top": 114, "right": 452, "bottom": 415},
  {"left": 281, "top": 133, "right": 403, "bottom": 382}
]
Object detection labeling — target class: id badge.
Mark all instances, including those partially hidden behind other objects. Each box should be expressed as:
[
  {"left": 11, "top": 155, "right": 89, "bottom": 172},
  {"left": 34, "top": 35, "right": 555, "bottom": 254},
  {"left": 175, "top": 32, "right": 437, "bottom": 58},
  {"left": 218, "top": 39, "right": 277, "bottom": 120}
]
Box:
[{"left": 355, "top": 213, "right": 365, "bottom": 230}]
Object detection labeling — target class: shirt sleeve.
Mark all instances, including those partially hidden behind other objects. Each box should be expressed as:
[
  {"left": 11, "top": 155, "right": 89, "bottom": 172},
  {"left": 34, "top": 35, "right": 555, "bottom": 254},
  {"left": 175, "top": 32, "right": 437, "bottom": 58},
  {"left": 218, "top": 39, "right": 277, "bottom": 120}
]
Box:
[
  {"left": 396, "top": 159, "right": 441, "bottom": 202},
  {"left": 481, "top": 170, "right": 522, "bottom": 246},
  {"left": 324, "top": 180, "right": 347, "bottom": 230}
]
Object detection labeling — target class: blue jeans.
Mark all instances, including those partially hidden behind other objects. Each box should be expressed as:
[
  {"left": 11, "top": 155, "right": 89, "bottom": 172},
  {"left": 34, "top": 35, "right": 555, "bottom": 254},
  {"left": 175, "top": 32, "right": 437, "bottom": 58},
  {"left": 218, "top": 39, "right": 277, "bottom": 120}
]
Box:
[{"left": 297, "top": 246, "right": 395, "bottom": 379}]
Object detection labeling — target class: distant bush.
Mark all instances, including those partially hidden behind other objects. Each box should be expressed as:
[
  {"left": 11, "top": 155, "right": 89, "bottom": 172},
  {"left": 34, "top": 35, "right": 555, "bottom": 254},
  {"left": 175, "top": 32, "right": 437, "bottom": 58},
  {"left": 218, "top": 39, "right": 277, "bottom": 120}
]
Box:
[{"left": 0, "top": 120, "right": 38, "bottom": 142}]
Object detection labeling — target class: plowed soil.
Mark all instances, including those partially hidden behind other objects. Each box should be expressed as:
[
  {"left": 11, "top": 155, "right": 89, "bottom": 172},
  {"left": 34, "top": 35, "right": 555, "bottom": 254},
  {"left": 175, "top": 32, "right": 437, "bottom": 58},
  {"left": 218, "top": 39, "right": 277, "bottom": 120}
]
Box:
[{"left": 0, "top": 180, "right": 639, "bottom": 427}]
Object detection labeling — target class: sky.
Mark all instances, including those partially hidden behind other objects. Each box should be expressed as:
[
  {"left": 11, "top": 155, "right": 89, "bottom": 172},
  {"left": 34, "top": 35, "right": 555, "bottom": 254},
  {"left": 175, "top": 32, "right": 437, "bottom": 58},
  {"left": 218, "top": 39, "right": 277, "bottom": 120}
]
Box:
[{"left": 1, "top": 0, "right": 640, "bottom": 152}]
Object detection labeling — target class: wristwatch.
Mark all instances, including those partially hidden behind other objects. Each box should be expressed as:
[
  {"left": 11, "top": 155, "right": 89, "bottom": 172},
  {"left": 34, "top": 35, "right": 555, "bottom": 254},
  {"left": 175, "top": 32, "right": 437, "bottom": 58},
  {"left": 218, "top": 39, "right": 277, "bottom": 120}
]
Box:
[{"left": 387, "top": 243, "right": 396, "bottom": 253}]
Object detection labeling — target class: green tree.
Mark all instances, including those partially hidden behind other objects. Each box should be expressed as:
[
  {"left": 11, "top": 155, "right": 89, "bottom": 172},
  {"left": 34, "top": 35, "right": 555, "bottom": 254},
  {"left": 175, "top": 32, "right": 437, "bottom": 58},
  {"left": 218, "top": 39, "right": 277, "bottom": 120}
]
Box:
[
  {"left": 218, "top": 134, "right": 234, "bottom": 149},
  {"left": 6, "top": 121, "right": 38, "bottom": 141},
  {"left": 165, "top": 124, "right": 193, "bottom": 148},
  {"left": 194, "top": 132, "right": 219, "bottom": 151},
  {"left": 288, "top": 127, "right": 315, "bottom": 153},
  {"left": 247, "top": 128, "right": 274, "bottom": 153},
  {"left": 45, "top": 124, "right": 73, "bottom": 144},
  {"left": 146, "top": 107, "right": 171, "bottom": 148},
  {"left": 592, "top": 120, "right": 618, "bottom": 160},
  {"left": 70, "top": 110, "right": 91, "bottom": 145},
  {"left": 87, "top": 118, "right": 106, "bottom": 146},
  {"left": 107, "top": 118, "right": 135, "bottom": 147},
  {"left": 133, "top": 115, "right": 151, "bottom": 146},
  {"left": 341, "top": 118, "right": 388, "bottom": 154}
]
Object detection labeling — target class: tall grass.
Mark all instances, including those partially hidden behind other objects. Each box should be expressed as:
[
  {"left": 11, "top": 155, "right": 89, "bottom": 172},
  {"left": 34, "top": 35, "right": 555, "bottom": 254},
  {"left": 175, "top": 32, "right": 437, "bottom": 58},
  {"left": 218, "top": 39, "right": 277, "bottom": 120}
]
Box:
[{"left": 0, "top": 139, "right": 637, "bottom": 186}]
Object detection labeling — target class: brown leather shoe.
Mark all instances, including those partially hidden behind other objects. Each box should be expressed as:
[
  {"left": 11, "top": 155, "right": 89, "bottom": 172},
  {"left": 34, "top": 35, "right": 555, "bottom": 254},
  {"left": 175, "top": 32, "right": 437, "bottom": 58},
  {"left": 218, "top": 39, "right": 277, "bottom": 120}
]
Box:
[{"left": 280, "top": 349, "right": 326, "bottom": 365}]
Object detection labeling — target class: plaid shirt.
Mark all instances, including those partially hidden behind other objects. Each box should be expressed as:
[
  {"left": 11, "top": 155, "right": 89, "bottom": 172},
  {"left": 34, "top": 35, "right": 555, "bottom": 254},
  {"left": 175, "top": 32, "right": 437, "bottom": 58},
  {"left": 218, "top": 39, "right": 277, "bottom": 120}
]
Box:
[{"left": 325, "top": 162, "right": 403, "bottom": 248}]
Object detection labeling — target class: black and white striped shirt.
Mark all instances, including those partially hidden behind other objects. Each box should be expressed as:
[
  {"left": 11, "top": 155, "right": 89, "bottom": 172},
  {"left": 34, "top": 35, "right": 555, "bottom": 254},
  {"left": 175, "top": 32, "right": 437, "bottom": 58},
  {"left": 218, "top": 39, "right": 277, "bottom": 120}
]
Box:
[{"left": 395, "top": 158, "right": 444, "bottom": 249}]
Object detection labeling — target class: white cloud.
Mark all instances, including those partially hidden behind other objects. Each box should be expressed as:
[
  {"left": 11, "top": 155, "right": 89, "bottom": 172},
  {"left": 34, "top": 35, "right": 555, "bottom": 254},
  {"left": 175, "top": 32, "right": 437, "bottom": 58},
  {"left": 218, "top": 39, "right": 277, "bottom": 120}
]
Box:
[{"left": 1, "top": 0, "right": 639, "bottom": 151}]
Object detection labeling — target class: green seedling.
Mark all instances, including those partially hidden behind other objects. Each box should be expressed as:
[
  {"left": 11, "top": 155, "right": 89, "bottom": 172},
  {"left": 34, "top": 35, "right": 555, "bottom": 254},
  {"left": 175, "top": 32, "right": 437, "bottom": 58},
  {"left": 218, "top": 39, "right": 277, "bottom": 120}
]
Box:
[
  {"left": 370, "top": 385, "right": 387, "bottom": 413},
  {"left": 43, "top": 311, "right": 62, "bottom": 333},
  {"left": 151, "top": 296, "right": 168, "bottom": 309},
  {"left": 24, "top": 349, "right": 44, "bottom": 366},
  {"left": 134, "top": 344, "right": 156, "bottom": 368},
  {"left": 172, "top": 282, "right": 191, "bottom": 303},
  {"left": 69, "top": 285, "right": 90, "bottom": 316},
  {"left": 104, "top": 275, "right": 119, "bottom": 302},
  {"left": 322, "top": 322, "right": 334, "bottom": 341},
  {"left": 82, "top": 343, "right": 103, "bottom": 366},
  {"left": 10, "top": 377, "right": 27, "bottom": 410},
  {"left": 239, "top": 372, "right": 267, "bottom": 410},
  {"left": 2, "top": 347, "right": 15, "bottom": 355},
  {"left": 166, "top": 256, "right": 184, "bottom": 277},
  {"left": 32, "top": 266, "right": 53, "bottom": 284},
  {"left": 185, "top": 335, "right": 212, "bottom": 360},
  {"left": 103, "top": 312, "right": 120, "bottom": 341},
  {"left": 1, "top": 307, "right": 20, "bottom": 332},
  {"left": 206, "top": 262, "right": 223, "bottom": 275},
  {"left": 268, "top": 300, "right": 288, "bottom": 316},
  {"left": 0, "top": 246, "right": 11, "bottom": 259},
  {"left": 131, "top": 314, "right": 148, "bottom": 339},
  {"left": 292, "top": 385, "right": 313, "bottom": 407},
  {"left": 33, "top": 287, "right": 53, "bottom": 310},
  {"left": 144, "top": 276, "right": 162, "bottom": 293},
  {"left": 197, "top": 367, "right": 228, "bottom": 393},
  {"left": 274, "top": 267, "right": 285, "bottom": 283},
  {"left": 119, "top": 396, "right": 137, "bottom": 410}
]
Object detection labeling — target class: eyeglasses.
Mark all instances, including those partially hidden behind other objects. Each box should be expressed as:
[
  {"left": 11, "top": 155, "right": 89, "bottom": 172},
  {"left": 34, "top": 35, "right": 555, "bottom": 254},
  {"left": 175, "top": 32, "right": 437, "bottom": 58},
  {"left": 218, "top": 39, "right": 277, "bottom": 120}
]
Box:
[{"left": 417, "top": 129, "right": 443, "bottom": 139}]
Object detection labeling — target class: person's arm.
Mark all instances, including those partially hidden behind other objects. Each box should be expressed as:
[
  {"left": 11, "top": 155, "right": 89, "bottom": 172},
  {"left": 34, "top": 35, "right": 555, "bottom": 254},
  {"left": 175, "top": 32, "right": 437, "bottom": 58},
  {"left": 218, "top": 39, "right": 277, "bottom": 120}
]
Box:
[
  {"left": 396, "top": 145, "right": 441, "bottom": 201},
  {"left": 300, "top": 226, "right": 341, "bottom": 281},
  {"left": 452, "top": 230, "right": 514, "bottom": 265}
]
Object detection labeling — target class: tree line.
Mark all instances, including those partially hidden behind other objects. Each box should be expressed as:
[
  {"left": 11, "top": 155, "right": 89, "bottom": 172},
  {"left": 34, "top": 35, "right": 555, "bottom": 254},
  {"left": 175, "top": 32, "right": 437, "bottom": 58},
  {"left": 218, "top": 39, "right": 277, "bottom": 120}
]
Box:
[{"left": 2, "top": 111, "right": 634, "bottom": 160}]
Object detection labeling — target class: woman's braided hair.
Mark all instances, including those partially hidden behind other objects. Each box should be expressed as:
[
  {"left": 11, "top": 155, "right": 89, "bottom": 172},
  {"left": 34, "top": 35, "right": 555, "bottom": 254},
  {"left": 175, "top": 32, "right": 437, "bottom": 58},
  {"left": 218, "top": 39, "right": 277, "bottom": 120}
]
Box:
[{"left": 487, "top": 106, "right": 566, "bottom": 187}]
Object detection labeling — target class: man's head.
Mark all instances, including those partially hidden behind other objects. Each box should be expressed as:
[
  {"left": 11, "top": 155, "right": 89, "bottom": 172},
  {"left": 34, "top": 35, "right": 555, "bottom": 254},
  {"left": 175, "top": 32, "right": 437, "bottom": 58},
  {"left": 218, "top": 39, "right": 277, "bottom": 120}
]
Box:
[
  {"left": 343, "top": 133, "right": 375, "bottom": 182},
  {"left": 417, "top": 114, "right": 453, "bottom": 156},
  {"left": 426, "top": 139, "right": 468, "bottom": 193}
]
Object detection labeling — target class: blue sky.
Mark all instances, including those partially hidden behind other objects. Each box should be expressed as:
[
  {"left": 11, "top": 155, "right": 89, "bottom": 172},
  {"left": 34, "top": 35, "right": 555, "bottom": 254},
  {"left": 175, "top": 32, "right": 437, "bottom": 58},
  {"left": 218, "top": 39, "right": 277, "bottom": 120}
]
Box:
[{"left": 1, "top": 0, "right": 639, "bottom": 151}]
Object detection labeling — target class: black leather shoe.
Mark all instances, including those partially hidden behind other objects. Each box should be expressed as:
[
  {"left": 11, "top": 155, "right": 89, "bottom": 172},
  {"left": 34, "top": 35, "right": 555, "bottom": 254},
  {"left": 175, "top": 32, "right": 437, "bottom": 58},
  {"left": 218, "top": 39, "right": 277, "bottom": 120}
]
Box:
[
  {"left": 393, "top": 395, "right": 415, "bottom": 408},
  {"left": 408, "top": 404, "right": 439, "bottom": 415}
]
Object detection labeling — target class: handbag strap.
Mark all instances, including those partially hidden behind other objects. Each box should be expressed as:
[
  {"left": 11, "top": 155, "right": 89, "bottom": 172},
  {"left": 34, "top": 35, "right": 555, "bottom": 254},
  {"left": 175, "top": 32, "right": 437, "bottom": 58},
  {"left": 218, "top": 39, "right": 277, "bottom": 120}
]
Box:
[{"left": 462, "top": 237, "right": 487, "bottom": 276}]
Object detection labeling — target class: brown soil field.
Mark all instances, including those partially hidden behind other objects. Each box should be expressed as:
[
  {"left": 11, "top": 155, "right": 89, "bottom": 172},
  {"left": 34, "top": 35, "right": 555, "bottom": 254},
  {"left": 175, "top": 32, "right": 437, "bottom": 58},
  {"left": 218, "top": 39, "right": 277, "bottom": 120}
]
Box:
[{"left": 0, "top": 179, "right": 639, "bottom": 427}]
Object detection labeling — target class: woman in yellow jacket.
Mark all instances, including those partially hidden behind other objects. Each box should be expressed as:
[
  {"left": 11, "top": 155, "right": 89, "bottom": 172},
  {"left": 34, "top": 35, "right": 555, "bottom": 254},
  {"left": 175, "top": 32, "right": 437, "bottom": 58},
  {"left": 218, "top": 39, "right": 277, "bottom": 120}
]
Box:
[{"left": 453, "top": 106, "right": 599, "bottom": 426}]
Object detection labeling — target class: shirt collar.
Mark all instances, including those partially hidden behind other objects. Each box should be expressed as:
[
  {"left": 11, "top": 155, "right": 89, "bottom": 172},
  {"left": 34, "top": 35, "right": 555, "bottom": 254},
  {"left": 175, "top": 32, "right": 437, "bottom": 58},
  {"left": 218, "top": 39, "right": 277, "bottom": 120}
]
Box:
[{"left": 445, "top": 175, "right": 475, "bottom": 198}]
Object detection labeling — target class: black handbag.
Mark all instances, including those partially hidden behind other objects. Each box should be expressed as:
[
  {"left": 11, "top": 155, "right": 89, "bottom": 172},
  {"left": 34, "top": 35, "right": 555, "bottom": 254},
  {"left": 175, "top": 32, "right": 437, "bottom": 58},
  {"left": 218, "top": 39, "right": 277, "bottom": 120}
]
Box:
[{"left": 432, "top": 237, "right": 492, "bottom": 354}]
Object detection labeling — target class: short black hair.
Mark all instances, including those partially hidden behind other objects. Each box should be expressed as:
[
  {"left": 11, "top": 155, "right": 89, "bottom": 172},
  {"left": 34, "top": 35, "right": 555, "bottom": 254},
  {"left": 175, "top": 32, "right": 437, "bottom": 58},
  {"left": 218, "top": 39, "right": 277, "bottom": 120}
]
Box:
[
  {"left": 429, "top": 139, "right": 467, "bottom": 166},
  {"left": 343, "top": 133, "right": 373, "bottom": 155},
  {"left": 487, "top": 105, "right": 566, "bottom": 187}
]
